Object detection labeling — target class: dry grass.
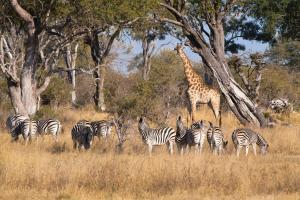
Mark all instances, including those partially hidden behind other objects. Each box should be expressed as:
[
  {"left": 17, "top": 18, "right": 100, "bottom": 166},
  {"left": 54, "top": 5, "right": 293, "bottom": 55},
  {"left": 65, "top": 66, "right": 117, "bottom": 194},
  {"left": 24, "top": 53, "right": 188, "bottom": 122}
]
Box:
[{"left": 0, "top": 107, "right": 299, "bottom": 200}]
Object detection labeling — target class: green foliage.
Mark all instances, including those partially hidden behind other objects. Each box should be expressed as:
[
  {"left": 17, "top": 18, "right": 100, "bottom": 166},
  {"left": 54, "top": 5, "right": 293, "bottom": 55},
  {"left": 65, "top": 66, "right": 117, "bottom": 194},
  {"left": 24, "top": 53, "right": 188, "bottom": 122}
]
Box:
[
  {"left": 260, "top": 65, "right": 300, "bottom": 110},
  {"left": 34, "top": 106, "right": 59, "bottom": 120},
  {"left": 268, "top": 41, "right": 300, "bottom": 71},
  {"left": 247, "top": 0, "right": 299, "bottom": 41},
  {"left": 40, "top": 76, "right": 71, "bottom": 107},
  {"left": 105, "top": 50, "right": 187, "bottom": 123}
]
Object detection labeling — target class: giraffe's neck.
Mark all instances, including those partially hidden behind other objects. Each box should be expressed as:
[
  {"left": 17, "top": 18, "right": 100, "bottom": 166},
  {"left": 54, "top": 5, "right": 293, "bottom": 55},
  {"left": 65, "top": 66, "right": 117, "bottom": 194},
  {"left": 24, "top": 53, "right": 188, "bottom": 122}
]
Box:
[{"left": 178, "top": 49, "right": 204, "bottom": 85}]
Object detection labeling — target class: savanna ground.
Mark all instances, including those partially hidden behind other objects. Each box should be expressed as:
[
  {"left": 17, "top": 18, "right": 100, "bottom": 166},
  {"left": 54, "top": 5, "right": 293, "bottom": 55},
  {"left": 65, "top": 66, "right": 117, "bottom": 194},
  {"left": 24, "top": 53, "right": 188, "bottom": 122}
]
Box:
[{"left": 0, "top": 107, "right": 300, "bottom": 200}]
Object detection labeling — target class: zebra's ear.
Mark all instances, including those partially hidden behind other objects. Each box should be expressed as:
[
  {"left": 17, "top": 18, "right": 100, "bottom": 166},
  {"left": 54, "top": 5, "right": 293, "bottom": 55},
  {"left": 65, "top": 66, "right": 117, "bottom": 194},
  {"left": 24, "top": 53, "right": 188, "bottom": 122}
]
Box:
[
  {"left": 139, "top": 117, "right": 143, "bottom": 123},
  {"left": 178, "top": 116, "right": 181, "bottom": 121},
  {"left": 224, "top": 140, "right": 228, "bottom": 146},
  {"left": 208, "top": 121, "right": 213, "bottom": 127}
]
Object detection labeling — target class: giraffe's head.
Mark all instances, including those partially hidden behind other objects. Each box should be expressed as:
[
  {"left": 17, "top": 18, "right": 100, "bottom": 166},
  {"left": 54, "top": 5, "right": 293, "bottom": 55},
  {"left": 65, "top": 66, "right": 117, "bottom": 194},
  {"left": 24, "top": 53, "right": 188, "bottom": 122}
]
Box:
[{"left": 174, "top": 43, "right": 183, "bottom": 53}]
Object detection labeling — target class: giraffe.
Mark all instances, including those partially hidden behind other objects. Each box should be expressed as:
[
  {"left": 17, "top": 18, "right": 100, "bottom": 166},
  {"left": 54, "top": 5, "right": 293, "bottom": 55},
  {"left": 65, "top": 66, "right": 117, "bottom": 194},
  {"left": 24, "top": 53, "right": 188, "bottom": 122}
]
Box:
[{"left": 175, "top": 44, "right": 221, "bottom": 126}]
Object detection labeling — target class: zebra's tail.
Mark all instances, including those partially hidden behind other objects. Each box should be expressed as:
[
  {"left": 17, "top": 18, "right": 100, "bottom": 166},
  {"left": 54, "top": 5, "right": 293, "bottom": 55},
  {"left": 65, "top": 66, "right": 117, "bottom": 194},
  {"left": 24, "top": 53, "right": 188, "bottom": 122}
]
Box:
[
  {"left": 219, "top": 110, "right": 222, "bottom": 127},
  {"left": 57, "top": 123, "right": 62, "bottom": 136}
]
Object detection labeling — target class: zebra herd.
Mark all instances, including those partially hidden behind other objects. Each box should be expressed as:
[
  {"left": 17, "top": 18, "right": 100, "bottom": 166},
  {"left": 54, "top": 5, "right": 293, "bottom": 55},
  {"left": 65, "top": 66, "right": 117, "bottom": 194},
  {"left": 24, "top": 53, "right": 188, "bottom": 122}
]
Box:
[
  {"left": 5, "top": 114, "right": 120, "bottom": 148},
  {"left": 4, "top": 114, "right": 269, "bottom": 156},
  {"left": 6, "top": 114, "right": 61, "bottom": 145},
  {"left": 138, "top": 116, "right": 269, "bottom": 157}
]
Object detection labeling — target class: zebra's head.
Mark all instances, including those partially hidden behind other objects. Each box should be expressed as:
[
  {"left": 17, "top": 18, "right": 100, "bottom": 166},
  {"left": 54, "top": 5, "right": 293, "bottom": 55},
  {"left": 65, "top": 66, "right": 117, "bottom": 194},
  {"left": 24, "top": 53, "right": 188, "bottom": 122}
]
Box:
[
  {"left": 138, "top": 117, "right": 149, "bottom": 132},
  {"left": 192, "top": 120, "right": 212, "bottom": 131},
  {"left": 260, "top": 143, "right": 269, "bottom": 155},
  {"left": 83, "top": 126, "right": 94, "bottom": 150},
  {"left": 176, "top": 116, "right": 187, "bottom": 138}
]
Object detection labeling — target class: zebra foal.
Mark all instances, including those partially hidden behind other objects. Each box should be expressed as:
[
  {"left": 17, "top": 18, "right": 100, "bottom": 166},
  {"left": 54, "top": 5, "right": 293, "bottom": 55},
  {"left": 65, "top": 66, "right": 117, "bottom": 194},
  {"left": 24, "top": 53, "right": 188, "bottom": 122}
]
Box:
[
  {"left": 232, "top": 128, "right": 269, "bottom": 157},
  {"left": 138, "top": 117, "right": 176, "bottom": 155}
]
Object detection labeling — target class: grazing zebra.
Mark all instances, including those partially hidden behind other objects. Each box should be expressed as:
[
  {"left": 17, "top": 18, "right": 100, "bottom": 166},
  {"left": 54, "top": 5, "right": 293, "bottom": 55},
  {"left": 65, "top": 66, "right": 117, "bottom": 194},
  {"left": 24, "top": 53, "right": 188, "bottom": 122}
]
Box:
[
  {"left": 37, "top": 119, "right": 62, "bottom": 141},
  {"left": 210, "top": 126, "right": 228, "bottom": 155},
  {"left": 90, "top": 120, "right": 114, "bottom": 141},
  {"left": 71, "top": 124, "right": 94, "bottom": 150},
  {"left": 11, "top": 119, "right": 38, "bottom": 145},
  {"left": 232, "top": 128, "right": 269, "bottom": 157},
  {"left": 176, "top": 116, "right": 191, "bottom": 154},
  {"left": 6, "top": 114, "right": 28, "bottom": 132},
  {"left": 77, "top": 119, "right": 113, "bottom": 141},
  {"left": 138, "top": 117, "right": 176, "bottom": 155}
]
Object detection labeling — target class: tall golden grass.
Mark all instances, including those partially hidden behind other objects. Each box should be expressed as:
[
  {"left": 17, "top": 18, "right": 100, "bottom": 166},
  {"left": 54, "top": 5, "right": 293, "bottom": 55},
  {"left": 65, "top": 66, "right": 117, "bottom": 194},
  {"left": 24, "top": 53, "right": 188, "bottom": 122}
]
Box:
[{"left": 0, "top": 107, "right": 299, "bottom": 200}]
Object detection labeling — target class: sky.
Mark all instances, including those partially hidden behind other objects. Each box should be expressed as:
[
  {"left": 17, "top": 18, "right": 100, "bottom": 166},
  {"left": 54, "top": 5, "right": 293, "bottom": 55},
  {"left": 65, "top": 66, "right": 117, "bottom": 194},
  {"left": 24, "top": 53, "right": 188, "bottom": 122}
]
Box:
[{"left": 112, "top": 35, "right": 269, "bottom": 73}]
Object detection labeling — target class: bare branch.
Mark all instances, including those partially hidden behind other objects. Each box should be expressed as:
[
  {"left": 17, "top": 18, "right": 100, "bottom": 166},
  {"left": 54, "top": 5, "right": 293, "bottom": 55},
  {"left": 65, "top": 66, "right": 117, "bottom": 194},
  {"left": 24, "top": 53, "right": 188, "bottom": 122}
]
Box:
[{"left": 10, "top": 0, "right": 35, "bottom": 35}]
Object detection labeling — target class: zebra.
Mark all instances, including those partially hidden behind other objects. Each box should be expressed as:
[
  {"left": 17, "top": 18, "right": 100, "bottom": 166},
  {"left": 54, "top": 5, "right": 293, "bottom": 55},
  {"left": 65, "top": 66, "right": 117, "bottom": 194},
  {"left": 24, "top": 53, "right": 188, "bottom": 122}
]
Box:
[
  {"left": 11, "top": 119, "right": 38, "bottom": 145},
  {"left": 175, "top": 116, "right": 191, "bottom": 154},
  {"left": 190, "top": 120, "right": 212, "bottom": 154},
  {"left": 209, "top": 126, "right": 228, "bottom": 155},
  {"left": 232, "top": 128, "right": 269, "bottom": 157},
  {"left": 71, "top": 124, "right": 94, "bottom": 150},
  {"left": 90, "top": 120, "right": 114, "bottom": 141},
  {"left": 138, "top": 117, "right": 176, "bottom": 155},
  {"left": 6, "top": 114, "right": 28, "bottom": 132},
  {"left": 77, "top": 119, "right": 113, "bottom": 141},
  {"left": 37, "top": 119, "right": 62, "bottom": 141}
]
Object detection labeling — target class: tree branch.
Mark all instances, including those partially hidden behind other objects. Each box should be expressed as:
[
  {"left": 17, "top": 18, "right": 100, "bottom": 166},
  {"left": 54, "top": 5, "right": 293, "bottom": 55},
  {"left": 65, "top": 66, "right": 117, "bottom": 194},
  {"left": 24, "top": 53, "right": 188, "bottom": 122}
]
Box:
[{"left": 10, "top": 0, "right": 35, "bottom": 35}]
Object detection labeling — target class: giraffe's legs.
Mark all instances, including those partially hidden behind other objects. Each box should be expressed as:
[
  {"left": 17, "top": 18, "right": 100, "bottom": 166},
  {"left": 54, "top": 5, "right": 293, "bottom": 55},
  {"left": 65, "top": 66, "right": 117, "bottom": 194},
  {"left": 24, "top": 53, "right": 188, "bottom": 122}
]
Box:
[
  {"left": 190, "top": 101, "right": 197, "bottom": 123},
  {"left": 210, "top": 97, "right": 221, "bottom": 126}
]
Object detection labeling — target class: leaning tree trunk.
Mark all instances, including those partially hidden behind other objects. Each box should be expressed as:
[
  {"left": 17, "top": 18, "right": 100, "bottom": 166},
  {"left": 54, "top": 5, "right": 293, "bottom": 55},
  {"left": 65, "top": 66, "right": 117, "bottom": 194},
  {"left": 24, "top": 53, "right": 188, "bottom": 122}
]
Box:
[
  {"left": 160, "top": 2, "right": 267, "bottom": 127},
  {"left": 197, "top": 46, "right": 266, "bottom": 127}
]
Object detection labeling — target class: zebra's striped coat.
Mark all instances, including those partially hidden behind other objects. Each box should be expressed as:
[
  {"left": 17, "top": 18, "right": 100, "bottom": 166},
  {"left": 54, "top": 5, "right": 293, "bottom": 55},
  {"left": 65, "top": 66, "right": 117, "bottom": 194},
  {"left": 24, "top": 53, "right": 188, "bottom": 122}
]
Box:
[
  {"left": 138, "top": 117, "right": 176, "bottom": 155},
  {"left": 11, "top": 119, "right": 38, "bottom": 145},
  {"left": 6, "top": 114, "right": 28, "bottom": 132},
  {"left": 37, "top": 119, "right": 61, "bottom": 141},
  {"left": 232, "top": 128, "right": 269, "bottom": 156},
  {"left": 71, "top": 124, "right": 94, "bottom": 150}
]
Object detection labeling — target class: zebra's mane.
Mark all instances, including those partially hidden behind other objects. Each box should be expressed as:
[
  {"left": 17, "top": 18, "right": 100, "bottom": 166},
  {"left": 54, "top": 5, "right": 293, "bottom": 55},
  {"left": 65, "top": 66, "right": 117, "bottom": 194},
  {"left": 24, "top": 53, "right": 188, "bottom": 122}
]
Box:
[{"left": 257, "top": 134, "right": 268, "bottom": 146}]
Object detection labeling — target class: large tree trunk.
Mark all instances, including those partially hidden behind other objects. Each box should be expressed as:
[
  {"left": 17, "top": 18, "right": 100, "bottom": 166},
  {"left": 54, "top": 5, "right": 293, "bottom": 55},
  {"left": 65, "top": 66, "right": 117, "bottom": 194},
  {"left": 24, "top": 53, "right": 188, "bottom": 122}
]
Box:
[
  {"left": 7, "top": 80, "right": 28, "bottom": 115},
  {"left": 194, "top": 42, "right": 266, "bottom": 127},
  {"left": 93, "top": 65, "right": 106, "bottom": 111},
  {"left": 10, "top": 0, "right": 39, "bottom": 115}
]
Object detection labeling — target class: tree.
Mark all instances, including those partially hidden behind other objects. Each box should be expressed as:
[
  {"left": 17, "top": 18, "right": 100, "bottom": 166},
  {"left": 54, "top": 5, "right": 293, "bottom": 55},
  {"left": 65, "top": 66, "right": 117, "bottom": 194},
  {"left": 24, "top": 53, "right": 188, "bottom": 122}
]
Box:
[
  {"left": 129, "top": 20, "right": 169, "bottom": 80},
  {"left": 0, "top": 0, "right": 74, "bottom": 115},
  {"left": 157, "top": 0, "right": 267, "bottom": 126},
  {"left": 69, "top": 0, "right": 157, "bottom": 110},
  {"left": 228, "top": 53, "right": 266, "bottom": 107}
]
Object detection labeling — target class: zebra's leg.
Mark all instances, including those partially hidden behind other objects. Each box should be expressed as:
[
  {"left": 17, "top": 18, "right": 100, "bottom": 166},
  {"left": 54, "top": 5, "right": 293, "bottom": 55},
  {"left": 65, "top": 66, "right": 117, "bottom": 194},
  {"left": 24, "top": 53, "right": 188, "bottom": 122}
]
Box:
[
  {"left": 236, "top": 146, "right": 241, "bottom": 157},
  {"left": 148, "top": 144, "right": 153, "bottom": 156},
  {"left": 245, "top": 145, "right": 249, "bottom": 156},
  {"left": 169, "top": 142, "right": 174, "bottom": 155},
  {"left": 252, "top": 144, "right": 257, "bottom": 156},
  {"left": 195, "top": 144, "right": 199, "bottom": 155},
  {"left": 73, "top": 141, "right": 77, "bottom": 149}
]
